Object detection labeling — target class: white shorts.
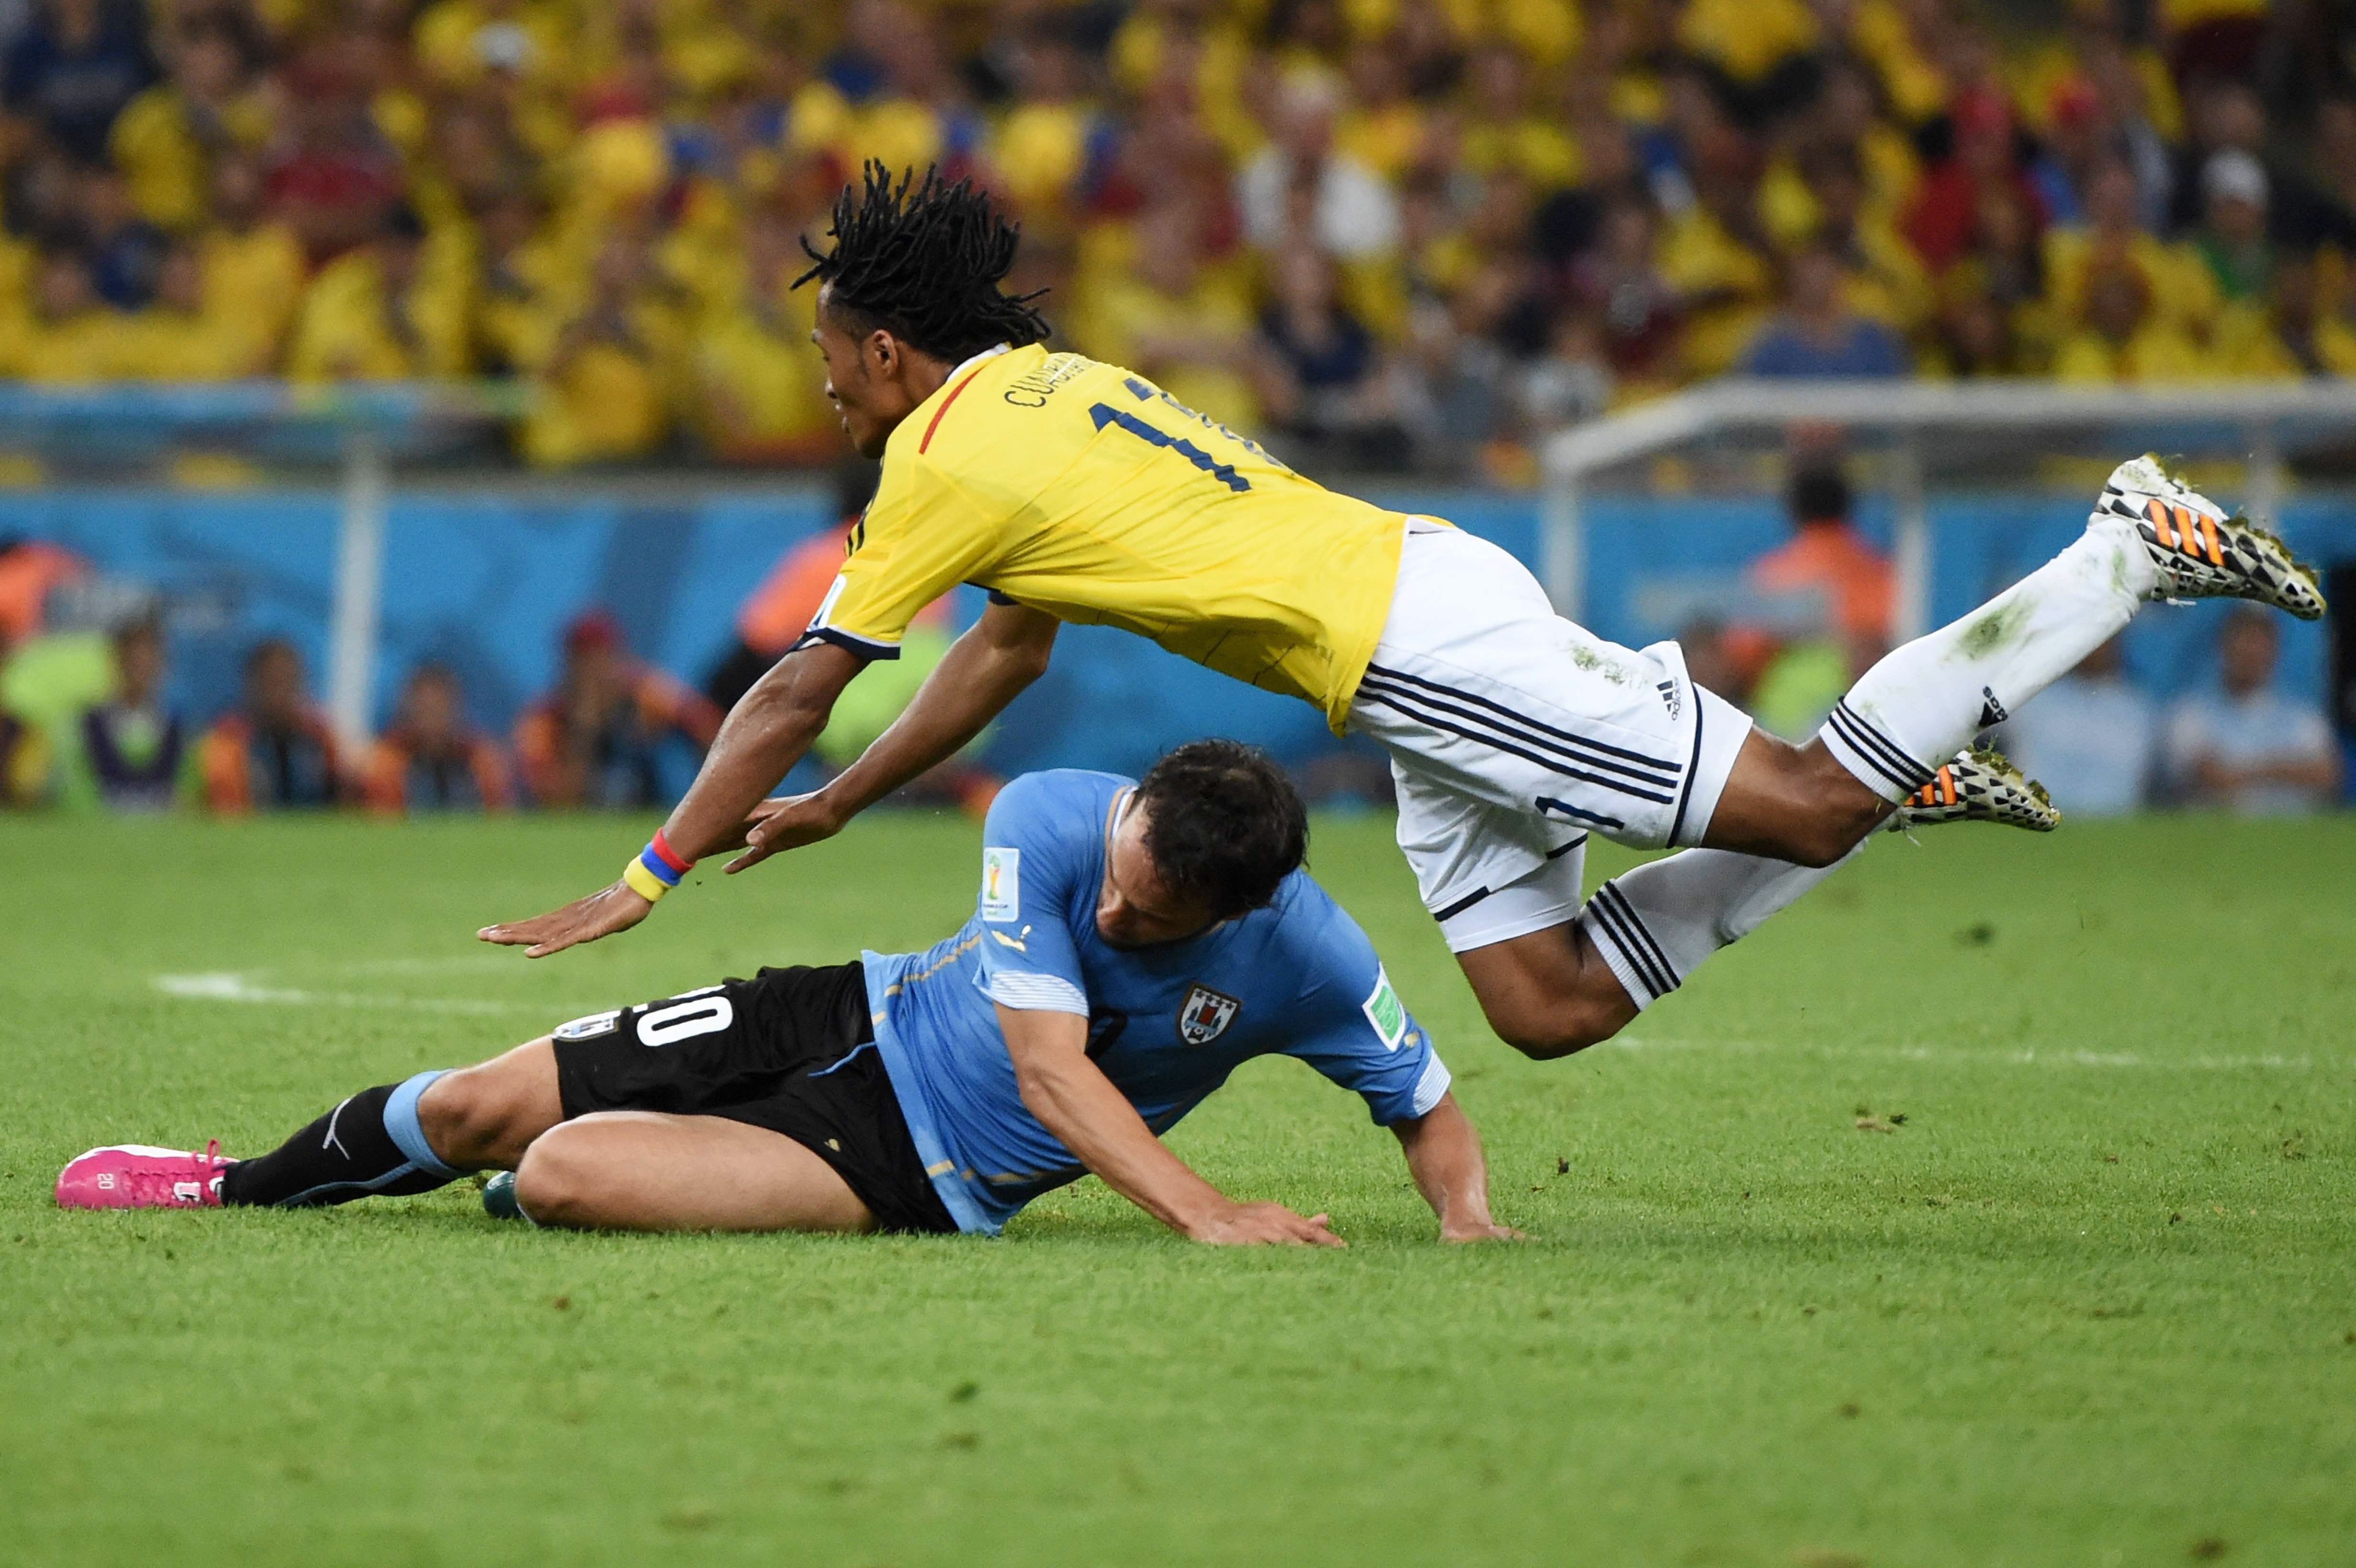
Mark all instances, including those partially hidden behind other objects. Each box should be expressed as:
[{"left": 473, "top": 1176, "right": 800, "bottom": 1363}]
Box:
[{"left": 1347, "top": 521, "right": 1754, "bottom": 952}]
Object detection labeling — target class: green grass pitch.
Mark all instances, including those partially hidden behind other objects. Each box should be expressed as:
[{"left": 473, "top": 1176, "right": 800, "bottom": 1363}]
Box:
[{"left": 4, "top": 809, "right": 2353, "bottom": 1567}]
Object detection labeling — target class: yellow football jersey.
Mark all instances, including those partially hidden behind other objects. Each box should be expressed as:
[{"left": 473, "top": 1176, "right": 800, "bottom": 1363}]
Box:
[{"left": 810, "top": 343, "right": 1410, "bottom": 732}]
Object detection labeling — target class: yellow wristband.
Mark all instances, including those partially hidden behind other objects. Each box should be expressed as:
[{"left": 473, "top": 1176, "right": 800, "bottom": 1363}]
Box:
[{"left": 621, "top": 858, "right": 670, "bottom": 903}]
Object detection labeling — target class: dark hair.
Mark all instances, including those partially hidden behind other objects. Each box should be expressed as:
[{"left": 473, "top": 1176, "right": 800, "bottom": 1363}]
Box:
[
  {"left": 793, "top": 162, "right": 1051, "bottom": 362},
  {"left": 1134, "top": 740, "right": 1309, "bottom": 917},
  {"left": 1788, "top": 462, "right": 1851, "bottom": 525}
]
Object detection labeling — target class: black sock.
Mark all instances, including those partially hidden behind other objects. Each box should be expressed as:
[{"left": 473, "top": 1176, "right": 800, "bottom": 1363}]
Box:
[{"left": 220, "top": 1083, "right": 458, "bottom": 1208}]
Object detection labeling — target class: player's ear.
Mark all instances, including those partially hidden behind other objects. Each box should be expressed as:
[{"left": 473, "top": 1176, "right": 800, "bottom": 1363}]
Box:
[{"left": 863, "top": 328, "right": 901, "bottom": 383}]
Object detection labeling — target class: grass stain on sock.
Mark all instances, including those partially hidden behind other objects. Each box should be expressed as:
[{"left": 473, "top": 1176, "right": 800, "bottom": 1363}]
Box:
[{"left": 1960, "top": 600, "right": 2028, "bottom": 657}]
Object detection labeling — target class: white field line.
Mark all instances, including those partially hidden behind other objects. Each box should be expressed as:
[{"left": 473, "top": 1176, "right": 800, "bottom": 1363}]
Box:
[
  {"left": 321, "top": 955, "right": 525, "bottom": 978},
  {"left": 1604, "top": 1035, "right": 2326, "bottom": 1073},
  {"left": 142, "top": 976, "right": 2336, "bottom": 1069},
  {"left": 153, "top": 971, "right": 547, "bottom": 1017}
]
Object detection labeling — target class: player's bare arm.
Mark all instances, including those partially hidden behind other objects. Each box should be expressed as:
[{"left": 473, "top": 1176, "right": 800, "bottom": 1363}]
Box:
[
  {"left": 1392, "top": 1093, "right": 1521, "bottom": 1243},
  {"left": 479, "top": 639, "right": 864, "bottom": 956},
  {"left": 731, "top": 600, "right": 1059, "bottom": 872},
  {"left": 996, "top": 1002, "right": 1343, "bottom": 1247}
]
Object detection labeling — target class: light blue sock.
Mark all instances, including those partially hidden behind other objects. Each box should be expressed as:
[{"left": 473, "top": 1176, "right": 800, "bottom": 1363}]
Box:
[{"left": 383, "top": 1070, "right": 461, "bottom": 1179}]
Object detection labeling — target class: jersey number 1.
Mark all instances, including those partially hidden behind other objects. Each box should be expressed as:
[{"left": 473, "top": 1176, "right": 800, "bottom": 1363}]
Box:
[{"left": 1088, "top": 378, "right": 1258, "bottom": 493}]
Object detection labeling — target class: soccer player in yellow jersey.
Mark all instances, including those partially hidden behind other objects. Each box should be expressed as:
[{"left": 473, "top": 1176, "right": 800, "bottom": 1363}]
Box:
[{"left": 485, "top": 165, "right": 2324, "bottom": 1064}]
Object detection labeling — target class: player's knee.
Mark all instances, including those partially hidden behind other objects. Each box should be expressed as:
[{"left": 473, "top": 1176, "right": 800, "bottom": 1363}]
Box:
[
  {"left": 512, "top": 1128, "right": 599, "bottom": 1227},
  {"left": 417, "top": 1066, "right": 537, "bottom": 1168},
  {"left": 1487, "top": 991, "right": 1624, "bottom": 1061}
]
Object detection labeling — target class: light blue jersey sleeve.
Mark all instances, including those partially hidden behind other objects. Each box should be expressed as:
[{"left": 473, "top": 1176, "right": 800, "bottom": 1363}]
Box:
[
  {"left": 1277, "top": 887, "right": 1452, "bottom": 1126},
  {"left": 969, "top": 772, "right": 1102, "bottom": 1017}
]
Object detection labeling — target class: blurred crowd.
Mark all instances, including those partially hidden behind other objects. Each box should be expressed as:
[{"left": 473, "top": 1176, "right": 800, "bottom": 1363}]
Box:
[
  {"left": 5, "top": 588, "right": 730, "bottom": 813},
  {"left": 0, "top": 0, "right": 2350, "bottom": 473},
  {"left": 0, "top": 517, "right": 1026, "bottom": 813},
  {"left": 2, "top": 514, "right": 2343, "bottom": 815}
]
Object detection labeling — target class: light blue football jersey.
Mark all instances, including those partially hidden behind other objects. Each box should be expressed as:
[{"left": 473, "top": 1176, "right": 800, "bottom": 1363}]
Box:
[{"left": 863, "top": 770, "right": 1450, "bottom": 1234}]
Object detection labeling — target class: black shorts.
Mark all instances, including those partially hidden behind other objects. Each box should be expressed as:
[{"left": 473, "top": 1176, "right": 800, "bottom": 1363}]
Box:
[{"left": 548, "top": 961, "right": 957, "bottom": 1235}]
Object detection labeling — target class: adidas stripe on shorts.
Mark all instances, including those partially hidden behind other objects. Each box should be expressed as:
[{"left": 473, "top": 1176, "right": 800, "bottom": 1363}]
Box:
[{"left": 1348, "top": 520, "right": 1754, "bottom": 953}]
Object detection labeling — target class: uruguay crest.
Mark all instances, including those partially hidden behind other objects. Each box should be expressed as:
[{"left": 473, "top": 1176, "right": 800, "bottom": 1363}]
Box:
[{"left": 1177, "top": 983, "right": 1241, "bottom": 1045}]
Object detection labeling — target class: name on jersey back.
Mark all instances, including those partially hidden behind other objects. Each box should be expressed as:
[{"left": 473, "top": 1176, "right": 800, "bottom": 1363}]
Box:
[{"left": 1002, "top": 353, "right": 1096, "bottom": 408}]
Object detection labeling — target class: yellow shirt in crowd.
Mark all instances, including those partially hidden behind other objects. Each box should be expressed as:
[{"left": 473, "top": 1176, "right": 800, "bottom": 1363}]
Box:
[
  {"left": 286, "top": 240, "right": 473, "bottom": 383},
  {"left": 201, "top": 221, "right": 306, "bottom": 373},
  {"left": 109, "top": 86, "right": 274, "bottom": 232},
  {"left": 691, "top": 286, "right": 837, "bottom": 461},
  {"left": 810, "top": 343, "right": 1409, "bottom": 732}
]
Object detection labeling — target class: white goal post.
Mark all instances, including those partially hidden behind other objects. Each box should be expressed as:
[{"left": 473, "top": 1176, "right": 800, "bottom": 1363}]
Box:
[{"left": 1538, "top": 379, "right": 2356, "bottom": 640}]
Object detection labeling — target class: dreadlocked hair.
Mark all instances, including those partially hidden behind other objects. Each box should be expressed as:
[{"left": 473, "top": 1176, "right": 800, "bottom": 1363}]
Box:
[{"left": 794, "top": 162, "right": 1051, "bottom": 362}]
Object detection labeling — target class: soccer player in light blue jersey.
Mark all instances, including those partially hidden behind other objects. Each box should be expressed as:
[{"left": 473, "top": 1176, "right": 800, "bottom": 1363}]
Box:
[{"left": 59, "top": 741, "right": 1517, "bottom": 1247}]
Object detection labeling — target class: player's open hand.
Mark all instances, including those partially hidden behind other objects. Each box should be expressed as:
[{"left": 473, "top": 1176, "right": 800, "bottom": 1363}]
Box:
[
  {"left": 1189, "top": 1201, "right": 1346, "bottom": 1247},
  {"left": 724, "top": 792, "right": 843, "bottom": 874},
  {"left": 478, "top": 881, "right": 653, "bottom": 958}
]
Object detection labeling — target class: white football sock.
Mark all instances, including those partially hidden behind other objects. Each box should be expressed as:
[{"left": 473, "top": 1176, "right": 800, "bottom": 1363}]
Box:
[
  {"left": 1578, "top": 840, "right": 1866, "bottom": 1010},
  {"left": 1821, "top": 520, "right": 2158, "bottom": 802}
]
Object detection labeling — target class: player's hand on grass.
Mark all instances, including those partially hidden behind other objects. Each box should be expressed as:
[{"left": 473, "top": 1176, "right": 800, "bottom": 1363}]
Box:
[
  {"left": 477, "top": 881, "right": 652, "bottom": 958},
  {"left": 1440, "top": 1220, "right": 1527, "bottom": 1243},
  {"left": 1188, "top": 1200, "right": 1346, "bottom": 1247},
  {"left": 725, "top": 792, "right": 844, "bottom": 873}
]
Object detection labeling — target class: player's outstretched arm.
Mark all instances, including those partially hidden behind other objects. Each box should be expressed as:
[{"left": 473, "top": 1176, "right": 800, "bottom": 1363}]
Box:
[
  {"left": 997, "top": 1003, "right": 1344, "bottom": 1247},
  {"left": 479, "top": 641, "right": 865, "bottom": 957},
  {"left": 1392, "top": 1093, "right": 1523, "bottom": 1243},
  {"left": 731, "top": 601, "right": 1060, "bottom": 873}
]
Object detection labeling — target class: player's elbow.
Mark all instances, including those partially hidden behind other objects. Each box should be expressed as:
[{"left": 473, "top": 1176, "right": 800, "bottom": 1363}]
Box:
[
  {"left": 746, "top": 643, "right": 859, "bottom": 729},
  {"left": 1008, "top": 1056, "right": 1065, "bottom": 1118},
  {"left": 979, "top": 605, "right": 1058, "bottom": 685},
  {"left": 984, "top": 626, "right": 1056, "bottom": 686},
  {"left": 1008, "top": 1053, "right": 1092, "bottom": 1133},
  {"left": 756, "top": 668, "right": 839, "bottom": 729},
  {"left": 1005, "top": 639, "right": 1054, "bottom": 685}
]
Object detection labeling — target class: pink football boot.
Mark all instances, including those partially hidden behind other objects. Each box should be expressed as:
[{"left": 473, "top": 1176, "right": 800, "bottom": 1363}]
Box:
[{"left": 55, "top": 1142, "right": 230, "bottom": 1209}]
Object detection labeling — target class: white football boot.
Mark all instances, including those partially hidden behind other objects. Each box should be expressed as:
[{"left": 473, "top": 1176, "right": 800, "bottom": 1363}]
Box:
[
  {"left": 1888, "top": 746, "right": 2060, "bottom": 833},
  {"left": 2094, "top": 455, "right": 2326, "bottom": 620}
]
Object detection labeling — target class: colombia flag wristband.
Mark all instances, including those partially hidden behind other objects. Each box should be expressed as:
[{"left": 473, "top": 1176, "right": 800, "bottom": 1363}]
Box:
[{"left": 621, "top": 830, "right": 692, "bottom": 903}]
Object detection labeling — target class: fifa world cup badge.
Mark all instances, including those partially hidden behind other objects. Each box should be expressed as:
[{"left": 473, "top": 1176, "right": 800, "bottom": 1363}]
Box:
[
  {"left": 1178, "top": 983, "right": 1241, "bottom": 1045},
  {"left": 981, "top": 847, "right": 1020, "bottom": 922}
]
